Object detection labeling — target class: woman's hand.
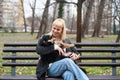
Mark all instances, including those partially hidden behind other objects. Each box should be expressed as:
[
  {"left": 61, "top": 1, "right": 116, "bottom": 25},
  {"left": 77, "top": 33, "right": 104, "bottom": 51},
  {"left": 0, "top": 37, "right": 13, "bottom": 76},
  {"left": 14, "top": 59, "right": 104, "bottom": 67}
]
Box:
[
  {"left": 70, "top": 53, "right": 80, "bottom": 60},
  {"left": 54, "top": 44, "right": 64, "bottom": 55}
]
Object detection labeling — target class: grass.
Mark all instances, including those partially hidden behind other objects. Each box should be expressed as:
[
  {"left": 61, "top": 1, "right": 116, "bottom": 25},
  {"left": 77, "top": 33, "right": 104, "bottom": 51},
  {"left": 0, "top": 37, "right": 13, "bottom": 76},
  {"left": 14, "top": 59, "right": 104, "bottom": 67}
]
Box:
[{"left": 0, "top": 32, "right": 120, "bottom": 76}]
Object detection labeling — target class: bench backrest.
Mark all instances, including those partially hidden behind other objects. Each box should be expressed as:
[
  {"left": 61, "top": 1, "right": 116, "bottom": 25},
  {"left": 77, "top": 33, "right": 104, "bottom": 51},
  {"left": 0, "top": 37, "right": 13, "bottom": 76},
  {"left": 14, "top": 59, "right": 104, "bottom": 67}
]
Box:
[{"left": 2, "top": 42, "right": 120, "bottom": 76}]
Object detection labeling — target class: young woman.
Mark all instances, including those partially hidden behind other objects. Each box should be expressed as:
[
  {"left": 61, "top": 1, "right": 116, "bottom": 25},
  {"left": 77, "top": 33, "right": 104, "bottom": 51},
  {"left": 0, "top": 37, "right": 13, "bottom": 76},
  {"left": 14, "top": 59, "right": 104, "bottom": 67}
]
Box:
[{"left": 36, "top": 18, "right": 89, "bottom": 80}]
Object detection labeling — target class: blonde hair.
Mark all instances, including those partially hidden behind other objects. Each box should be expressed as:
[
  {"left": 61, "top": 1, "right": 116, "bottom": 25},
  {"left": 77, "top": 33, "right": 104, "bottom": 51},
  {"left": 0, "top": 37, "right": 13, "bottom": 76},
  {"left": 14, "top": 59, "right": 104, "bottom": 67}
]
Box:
[{"left": 48, "top": 18, "right": 66, "bottom": 40}]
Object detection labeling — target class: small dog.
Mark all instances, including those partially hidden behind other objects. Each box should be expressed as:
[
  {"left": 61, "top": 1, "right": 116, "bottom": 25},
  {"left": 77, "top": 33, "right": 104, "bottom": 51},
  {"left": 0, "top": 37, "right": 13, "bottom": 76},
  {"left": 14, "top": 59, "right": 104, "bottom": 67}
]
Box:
[
  {"left": 48, "top": 37, "right": 80, "bottom": 59},
  {"left": 40, "top": 35, "right": 80, "bottom": 59}
]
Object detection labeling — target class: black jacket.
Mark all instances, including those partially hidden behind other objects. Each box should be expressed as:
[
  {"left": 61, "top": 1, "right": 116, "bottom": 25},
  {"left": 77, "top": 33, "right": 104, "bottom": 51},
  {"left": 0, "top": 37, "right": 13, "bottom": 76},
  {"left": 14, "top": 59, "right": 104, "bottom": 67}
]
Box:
[{"left": 36, "top": 34, "right": 79, "bottom": 80}]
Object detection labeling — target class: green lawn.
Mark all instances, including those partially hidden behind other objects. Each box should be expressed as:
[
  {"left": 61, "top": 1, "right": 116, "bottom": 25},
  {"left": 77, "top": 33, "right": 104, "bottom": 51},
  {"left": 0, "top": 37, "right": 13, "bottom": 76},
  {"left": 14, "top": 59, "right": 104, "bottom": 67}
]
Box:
[{"left": 0, "top": 32, "right": 120, "bottom": 76}]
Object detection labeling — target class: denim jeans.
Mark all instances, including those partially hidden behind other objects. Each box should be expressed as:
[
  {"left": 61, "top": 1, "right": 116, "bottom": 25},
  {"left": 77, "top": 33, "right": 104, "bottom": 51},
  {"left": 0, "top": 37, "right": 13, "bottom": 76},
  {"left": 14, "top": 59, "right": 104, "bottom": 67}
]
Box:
[{"left": 47, "top": 58, "right": 89, "bottom": 80}]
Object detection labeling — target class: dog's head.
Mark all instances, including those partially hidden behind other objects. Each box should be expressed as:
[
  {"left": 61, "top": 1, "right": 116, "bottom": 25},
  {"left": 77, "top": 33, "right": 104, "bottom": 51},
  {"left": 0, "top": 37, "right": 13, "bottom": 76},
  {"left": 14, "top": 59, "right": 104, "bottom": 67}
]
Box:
[{"left": 41, "top": 35, "right": 53, "bottom": 46}]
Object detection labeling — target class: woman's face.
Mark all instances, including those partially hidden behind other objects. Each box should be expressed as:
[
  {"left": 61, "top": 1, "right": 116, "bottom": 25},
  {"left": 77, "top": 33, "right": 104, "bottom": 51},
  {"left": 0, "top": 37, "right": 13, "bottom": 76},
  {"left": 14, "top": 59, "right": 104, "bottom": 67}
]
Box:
[{"left": 52, "top": 26, "right": 63, "bottom": 38}]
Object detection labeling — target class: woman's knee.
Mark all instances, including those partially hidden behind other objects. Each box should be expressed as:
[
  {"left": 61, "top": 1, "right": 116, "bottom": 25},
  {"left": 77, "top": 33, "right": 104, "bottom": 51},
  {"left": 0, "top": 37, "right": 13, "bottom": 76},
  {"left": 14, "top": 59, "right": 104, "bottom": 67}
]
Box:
[
  {"left": 64, "top": 58, "right": 71, "bottom": 61},
  {"left": 64, "top": 58, "right": 74, "bottom": 63},
  {"left": 62, "top": 71, "right": 73, "bottom": 77},
  {"left": 62, "top": 71, "right": 75, "bottom": 80}
]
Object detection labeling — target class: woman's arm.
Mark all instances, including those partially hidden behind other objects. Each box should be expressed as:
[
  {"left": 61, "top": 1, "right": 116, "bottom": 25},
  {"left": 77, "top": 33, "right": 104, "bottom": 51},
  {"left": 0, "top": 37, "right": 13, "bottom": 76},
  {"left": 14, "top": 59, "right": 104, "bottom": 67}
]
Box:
[
  {"left": 64, "top": 38, "right": 80, "bottom": 60},
  {"left": 64, "top": 38, "right": 79, "bottom": 54}
]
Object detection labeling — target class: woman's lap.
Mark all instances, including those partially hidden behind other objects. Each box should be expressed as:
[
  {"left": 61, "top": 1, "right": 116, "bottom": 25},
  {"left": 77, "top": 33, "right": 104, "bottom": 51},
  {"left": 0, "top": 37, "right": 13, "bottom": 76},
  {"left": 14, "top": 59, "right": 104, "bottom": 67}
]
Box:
[{"left": 47, "top": 58, "right": 69, "bottom": 77}]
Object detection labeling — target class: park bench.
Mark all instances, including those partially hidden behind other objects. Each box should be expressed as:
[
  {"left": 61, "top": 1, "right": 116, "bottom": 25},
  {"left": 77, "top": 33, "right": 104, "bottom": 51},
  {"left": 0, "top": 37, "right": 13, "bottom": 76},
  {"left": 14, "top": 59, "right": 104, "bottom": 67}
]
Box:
[{"left": 0, "top": 42, "right": 120, "bottom": 80}]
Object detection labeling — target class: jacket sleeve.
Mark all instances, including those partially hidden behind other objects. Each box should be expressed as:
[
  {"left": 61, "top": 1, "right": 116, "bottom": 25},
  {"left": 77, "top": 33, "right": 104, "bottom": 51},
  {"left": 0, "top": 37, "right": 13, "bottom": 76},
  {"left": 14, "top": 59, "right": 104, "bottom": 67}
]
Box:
[
  {"left": 36, "top": 35, "right": 55, "bottom": 55},
  {"left": 64, "top": 38, "right": 79, "bottom": 54}
]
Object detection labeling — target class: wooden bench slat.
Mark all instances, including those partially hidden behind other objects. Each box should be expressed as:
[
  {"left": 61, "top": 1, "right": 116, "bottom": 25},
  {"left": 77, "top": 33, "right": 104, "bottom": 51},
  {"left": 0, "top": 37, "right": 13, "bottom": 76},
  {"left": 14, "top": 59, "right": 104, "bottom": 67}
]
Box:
[
  {"left": 2, "top": 56, "right": 39, "bottom": 60},
  {"left": 75, "top": 43, "right": 120, "bottom": 46},
  {"left": 0, "top": 75, "right": 62, "bottom": 80},
  {"left": 3, "top": 56, "right": 120, "bottom": 60},
  {"left": 80, "top": 56, "right": 120, "bottom": 59},
  {"left": 0, "top": 75, "right": 120, "bottom": 80},
  {"left": 77, "top": 62, "right": 120, "bottom": 66},
  {"left": 4, "top": 42, "right": 120, "bottom": 47},
  {"left": 3, "top": 62, "right": 120, "bottom": 66},
  {"left": 4, "top": 42, "right": 37, "bottom": 47},
  {"left": 3, "top": 48, "right": 120, "bottom": 52},
  {"left": 3, "top": 48, "right": 36, "bottom": 52},
  {"left": 76, "top": 48, "right": 120, "bottom": 52},
  {"left": 89, "top": 75, "right": 120, "bottom": 80},
  {"left": 2, "top": 62, "right": 37, "bottom": 66}
]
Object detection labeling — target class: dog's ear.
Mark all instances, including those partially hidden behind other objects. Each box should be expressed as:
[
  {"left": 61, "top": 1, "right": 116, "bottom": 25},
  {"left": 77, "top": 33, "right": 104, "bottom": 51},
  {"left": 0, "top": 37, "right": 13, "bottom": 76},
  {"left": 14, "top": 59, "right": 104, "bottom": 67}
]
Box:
[{"left": 48, "top": 38, "right": 55, "bottom": 43}]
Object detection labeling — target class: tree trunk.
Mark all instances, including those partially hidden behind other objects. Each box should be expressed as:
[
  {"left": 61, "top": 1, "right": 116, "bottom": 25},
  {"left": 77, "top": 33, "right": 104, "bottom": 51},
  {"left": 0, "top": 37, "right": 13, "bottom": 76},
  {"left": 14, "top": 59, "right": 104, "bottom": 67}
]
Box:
[
  {"left": 58, "top": 0, "right": 64, "bottom": 18},
  {"left": 113, "top": 0, "right": 120, "bottom": 42},
  {"left": 42, "top": 4, "right": 49, "bottom": 34},
  {"left": 18, "top": 0, "right": 24, "bottom": 30},
  {"left": 36, "top": 0, "right": 50, "bottom": 39},
  {"left": 70, "top": 15, "right": 75, "bottom": 33},
  {"left": 116, "top": 22, "right": 120, "bottom": 42},
  {"left": 82, "top": 0, "right": 94, "bottom": 38},
  {"left": 92, "top": 0, "right": 105, "bottom": 37},
  {"left": 52, "top": 2, "right": 57, "bottom": 22},
  {"left": 30, "top": 0, "right": 36, "bottom": 35},
  {"left": 21, "top": 0, "right": 27, "bottom": 32},
  {"left": 76, "top": 0, "right": 82, "bottom": 42}
]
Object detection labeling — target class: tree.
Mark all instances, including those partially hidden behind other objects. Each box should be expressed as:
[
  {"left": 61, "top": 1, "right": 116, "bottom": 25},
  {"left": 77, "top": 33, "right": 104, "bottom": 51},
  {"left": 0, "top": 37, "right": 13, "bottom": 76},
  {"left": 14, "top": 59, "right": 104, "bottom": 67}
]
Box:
[
  {"left": 36, "top": 0, "right": 50, "bottom": 38},
  {"left": 76, "top": 0, "right": 85, "bottom": 42},
  {"left": 57, "top": 0, "right": 64, "bottom": 18},
  {"left": 29, "top": 0, "right": 36, "bottom": 35},
  {"left": 0, "top": 0, "right": 3, "bottom": 4},
  {"left": 52, "top": 1, "right": 57, "bottom": 22},
  {"left": 21, "top": 0, "right": 27, "bottom": 32},
  {"left": 0, "top": 0, "right": 3, "bottom": 28},
  {"left": 82, "top": 0, "right": 94, "bottom": 38},
  {"left": 112, "top": 0, "right": 120, "bottom": 42},
  {"left": 92, "top": 0, "right": 106, "bottom": 37}
]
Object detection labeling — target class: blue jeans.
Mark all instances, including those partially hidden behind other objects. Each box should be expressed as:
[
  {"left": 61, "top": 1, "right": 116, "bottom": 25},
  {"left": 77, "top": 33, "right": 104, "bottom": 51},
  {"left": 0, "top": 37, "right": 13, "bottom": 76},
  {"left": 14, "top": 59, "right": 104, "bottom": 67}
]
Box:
[{"left": 47, "top": 58, "right": 89, "bottom": 80}]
